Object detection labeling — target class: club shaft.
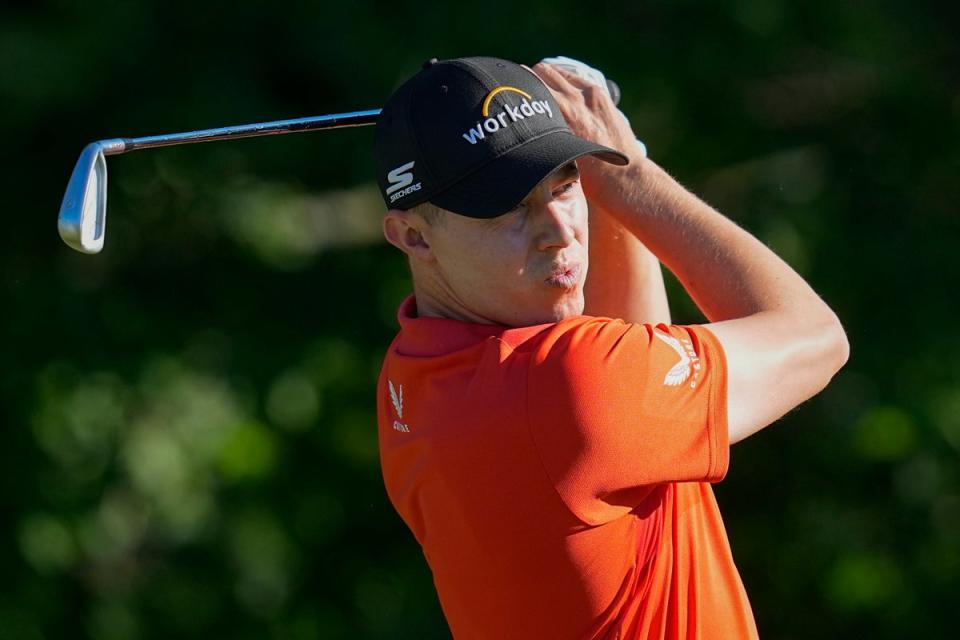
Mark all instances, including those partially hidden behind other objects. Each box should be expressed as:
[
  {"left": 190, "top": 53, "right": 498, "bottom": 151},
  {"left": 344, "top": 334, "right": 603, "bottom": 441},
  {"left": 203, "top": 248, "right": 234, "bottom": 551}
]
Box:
[{"left": 100, "top": 109, "right": 382, "bottom": 155}]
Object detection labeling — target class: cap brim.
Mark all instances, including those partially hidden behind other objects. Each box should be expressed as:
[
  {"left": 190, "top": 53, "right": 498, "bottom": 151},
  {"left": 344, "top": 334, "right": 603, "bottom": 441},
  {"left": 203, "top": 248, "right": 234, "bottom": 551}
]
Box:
[{"left": 429, "top": 131, "right": 629, "bottom": 219}]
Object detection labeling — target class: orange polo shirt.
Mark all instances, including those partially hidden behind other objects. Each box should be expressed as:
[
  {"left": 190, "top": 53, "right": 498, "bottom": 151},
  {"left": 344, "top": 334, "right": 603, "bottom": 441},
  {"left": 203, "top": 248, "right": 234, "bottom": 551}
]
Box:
[{"left": 377, "top": 296, "right": 758, "bottom": 639}]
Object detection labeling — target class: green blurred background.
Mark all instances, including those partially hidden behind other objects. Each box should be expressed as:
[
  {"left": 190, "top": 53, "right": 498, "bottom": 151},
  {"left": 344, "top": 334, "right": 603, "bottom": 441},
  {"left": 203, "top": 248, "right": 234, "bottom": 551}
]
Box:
[{"left": 2, "top": 0, "right": 958, "bottom": 638}]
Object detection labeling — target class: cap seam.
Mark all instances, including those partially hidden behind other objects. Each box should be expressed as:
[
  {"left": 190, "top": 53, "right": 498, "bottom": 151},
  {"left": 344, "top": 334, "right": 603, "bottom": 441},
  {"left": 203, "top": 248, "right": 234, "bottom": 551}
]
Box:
[{"left": 446, "top": 58, "right": 500, "bottom": 88}]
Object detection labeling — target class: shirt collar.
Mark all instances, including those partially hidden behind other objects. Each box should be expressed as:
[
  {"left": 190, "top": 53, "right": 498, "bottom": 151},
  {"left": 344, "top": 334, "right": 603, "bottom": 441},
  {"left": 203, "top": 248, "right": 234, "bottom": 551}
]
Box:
[{"left": 394, "top": 295, "right": 553, "bottom": 357}]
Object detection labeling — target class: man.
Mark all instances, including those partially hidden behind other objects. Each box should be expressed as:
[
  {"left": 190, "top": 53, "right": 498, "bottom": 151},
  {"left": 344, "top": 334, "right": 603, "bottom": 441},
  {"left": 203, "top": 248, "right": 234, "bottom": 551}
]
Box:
[{"left": 373, "top": 56, "right": 849, "bottom": 639}]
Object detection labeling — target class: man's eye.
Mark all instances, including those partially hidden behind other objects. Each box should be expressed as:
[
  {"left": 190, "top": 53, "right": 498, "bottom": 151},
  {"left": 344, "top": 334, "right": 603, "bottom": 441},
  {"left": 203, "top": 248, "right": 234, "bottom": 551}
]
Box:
[{"left": 555, "top": 181, "right": 577, "bottom": 197}]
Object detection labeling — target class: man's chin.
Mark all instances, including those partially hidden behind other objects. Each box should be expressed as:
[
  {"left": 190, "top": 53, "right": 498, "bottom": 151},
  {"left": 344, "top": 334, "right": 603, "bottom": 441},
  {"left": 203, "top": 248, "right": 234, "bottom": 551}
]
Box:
[{"left": 550, "top": 293, "right": 585, "bottom": 322}]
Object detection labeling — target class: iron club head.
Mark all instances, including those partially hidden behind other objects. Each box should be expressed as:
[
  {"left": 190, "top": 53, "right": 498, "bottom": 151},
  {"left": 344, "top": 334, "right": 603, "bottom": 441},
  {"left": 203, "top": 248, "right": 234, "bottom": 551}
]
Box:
[{"left": 58, "top": 142, "right": 109, "bottom": 254}]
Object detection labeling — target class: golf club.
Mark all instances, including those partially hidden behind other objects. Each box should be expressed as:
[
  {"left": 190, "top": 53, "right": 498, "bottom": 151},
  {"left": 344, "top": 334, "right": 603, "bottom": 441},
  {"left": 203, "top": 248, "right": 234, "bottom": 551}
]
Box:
[
  {"left": 58, "top": 72, "right": 620, "bottom": 255},
  {"left": 57, "top": 109, "right": 381, "bottom": 254}
]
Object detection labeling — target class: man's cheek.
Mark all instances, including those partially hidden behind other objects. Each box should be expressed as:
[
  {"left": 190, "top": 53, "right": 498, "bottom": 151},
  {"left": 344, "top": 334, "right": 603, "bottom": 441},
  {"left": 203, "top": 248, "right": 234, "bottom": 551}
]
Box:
[{"left": 572, "top": 196, "right": 589, "bottom": 227}]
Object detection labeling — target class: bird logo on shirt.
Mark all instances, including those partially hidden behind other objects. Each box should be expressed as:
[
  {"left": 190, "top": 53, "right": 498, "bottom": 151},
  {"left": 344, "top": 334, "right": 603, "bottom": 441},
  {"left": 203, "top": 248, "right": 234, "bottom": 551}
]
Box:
[
  {"left": 389, "top": 380, "right": 410, "bottom": 432},
  {"left": 653, "top": 330, "right": 700, "bottom": 388}
]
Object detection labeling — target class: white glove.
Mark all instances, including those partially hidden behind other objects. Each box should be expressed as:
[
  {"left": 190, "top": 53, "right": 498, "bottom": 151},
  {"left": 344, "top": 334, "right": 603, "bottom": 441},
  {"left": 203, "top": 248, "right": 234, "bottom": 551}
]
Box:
[{"left": 539, "top": 55, "right": 613, "bottom": 100}]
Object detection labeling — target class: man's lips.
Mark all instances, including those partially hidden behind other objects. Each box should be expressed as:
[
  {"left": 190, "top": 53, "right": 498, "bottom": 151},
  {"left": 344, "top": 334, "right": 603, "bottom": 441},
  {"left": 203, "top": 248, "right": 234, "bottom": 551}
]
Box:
[{"left": 544, "top": 263, "right": 582, "bottom": 289}]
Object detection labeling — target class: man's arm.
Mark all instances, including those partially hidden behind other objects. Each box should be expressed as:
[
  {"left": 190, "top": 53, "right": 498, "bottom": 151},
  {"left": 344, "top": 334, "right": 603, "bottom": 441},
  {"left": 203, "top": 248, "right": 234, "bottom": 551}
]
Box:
[
  {"left": 583, "top": 200, "right": 672, "bottom": 325},
  {"left": 606, "top": 157, "right": 849, "bottom": 443},
  {"left": 535, "top": 62, "right": 849, "bottom": 444}
]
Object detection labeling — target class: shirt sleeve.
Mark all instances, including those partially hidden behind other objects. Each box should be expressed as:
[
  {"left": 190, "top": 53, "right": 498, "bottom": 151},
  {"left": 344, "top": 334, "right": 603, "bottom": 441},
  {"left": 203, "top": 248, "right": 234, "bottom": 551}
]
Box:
[{"left": 526, "top": 317, "right": 729, "bottom": 524}]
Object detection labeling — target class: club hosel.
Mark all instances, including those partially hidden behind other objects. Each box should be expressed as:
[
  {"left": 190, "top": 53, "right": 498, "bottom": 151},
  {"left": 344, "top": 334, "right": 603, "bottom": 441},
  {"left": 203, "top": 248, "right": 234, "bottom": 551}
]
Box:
[{"left": 98, "top": 139, "right": 128, "bottom": 155}]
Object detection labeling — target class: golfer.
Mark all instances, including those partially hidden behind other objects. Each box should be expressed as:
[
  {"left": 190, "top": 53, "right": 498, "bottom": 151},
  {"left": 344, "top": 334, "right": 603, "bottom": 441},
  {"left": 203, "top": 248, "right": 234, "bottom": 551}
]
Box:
[{"left": 373, "top": 56, "right": 848, "bottom": 639}]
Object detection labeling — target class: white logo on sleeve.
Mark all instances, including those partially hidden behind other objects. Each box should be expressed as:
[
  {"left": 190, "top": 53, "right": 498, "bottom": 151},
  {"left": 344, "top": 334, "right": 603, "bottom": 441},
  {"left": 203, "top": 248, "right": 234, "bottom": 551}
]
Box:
[
  {"left": 653, "top": 330, "right": 702, "bottom": 388},
  {"left": 386, "top": 161, "right": 422, "bottom": 203},
  {"left": 388, "top": 380, "right": 410, "bottom": 432}
]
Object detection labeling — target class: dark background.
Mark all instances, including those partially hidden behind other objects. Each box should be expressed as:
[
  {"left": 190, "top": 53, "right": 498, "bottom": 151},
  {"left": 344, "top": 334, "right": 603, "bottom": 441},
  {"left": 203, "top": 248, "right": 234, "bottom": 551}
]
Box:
[{"left": 3, "top": 0, "right": 958, "bottom": 638}]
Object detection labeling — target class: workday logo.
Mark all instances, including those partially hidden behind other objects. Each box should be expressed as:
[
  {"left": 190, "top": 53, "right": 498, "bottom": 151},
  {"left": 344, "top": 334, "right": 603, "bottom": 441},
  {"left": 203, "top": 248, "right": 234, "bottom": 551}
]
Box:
[{"left": 461, "top": 86, "right": 554, "bottom": 145}]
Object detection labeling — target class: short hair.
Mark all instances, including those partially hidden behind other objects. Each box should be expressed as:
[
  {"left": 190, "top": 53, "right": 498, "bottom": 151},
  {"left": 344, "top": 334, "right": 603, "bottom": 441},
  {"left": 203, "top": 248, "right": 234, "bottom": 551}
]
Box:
[{"left": 410, "top": 200, "right": 447, "bottom": 226}]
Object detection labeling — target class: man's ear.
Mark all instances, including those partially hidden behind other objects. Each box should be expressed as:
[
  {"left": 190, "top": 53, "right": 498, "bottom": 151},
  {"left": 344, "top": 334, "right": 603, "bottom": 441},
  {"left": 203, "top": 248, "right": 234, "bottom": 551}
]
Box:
[{"left": 383, "top": 209, "right": 436, "bottom": 262}]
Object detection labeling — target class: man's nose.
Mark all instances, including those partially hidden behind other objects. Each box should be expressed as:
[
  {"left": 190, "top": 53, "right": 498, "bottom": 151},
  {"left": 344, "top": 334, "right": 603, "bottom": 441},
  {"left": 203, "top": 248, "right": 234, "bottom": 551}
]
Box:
[{"left": 536, "top": 201, "right": 577, "bottom": 250}]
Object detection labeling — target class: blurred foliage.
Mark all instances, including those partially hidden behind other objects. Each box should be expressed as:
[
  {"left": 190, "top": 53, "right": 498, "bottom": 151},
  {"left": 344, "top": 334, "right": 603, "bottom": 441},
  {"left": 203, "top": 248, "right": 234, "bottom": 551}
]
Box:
[{"left": 1, "top": 0, "right": 958, "bottom": 638}]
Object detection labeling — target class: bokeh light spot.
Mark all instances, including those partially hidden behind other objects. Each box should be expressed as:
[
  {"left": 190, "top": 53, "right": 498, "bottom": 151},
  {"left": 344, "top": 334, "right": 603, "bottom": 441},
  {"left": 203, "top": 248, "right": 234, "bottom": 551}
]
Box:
[
  {"left": 854, "top": 406, "right": 918, "bottom": 461},
  {"left": 18, "top": 513, "right": 77, "bottom": 574},
  {"left": 825, "top": 553, "right": 902, "bottom": 612},
  {"left": 266, "top": 370, "right": 321, "bottom": 432},
  {"left": 217, "top": 421, "right": 279, "bottom": 482}
]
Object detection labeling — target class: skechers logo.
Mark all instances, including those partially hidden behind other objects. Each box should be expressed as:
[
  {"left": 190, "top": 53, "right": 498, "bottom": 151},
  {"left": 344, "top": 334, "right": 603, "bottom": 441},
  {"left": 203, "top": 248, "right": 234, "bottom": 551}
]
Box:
[
  {"left": 386, "top": 161, "right": 422, "bottom": 203},
  {"left": 461, "top": 86, "right": 554, "bottom": 145}
]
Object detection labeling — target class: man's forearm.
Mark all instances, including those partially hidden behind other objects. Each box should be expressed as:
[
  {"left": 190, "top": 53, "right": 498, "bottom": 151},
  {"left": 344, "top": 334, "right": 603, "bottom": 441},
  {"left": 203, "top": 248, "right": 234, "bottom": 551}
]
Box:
[
  {"left": 583, "top": 154, "right": 836, "bottom": 325},
  {"left": 583, "top": 202, "right": 671, "bottom": 325}
]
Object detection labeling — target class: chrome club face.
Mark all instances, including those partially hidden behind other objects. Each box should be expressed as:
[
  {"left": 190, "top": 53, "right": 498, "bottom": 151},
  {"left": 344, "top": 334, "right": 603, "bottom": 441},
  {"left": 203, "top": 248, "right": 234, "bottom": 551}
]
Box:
[{"left": 58, "top": 141, "right": 110, "bottom": 254}]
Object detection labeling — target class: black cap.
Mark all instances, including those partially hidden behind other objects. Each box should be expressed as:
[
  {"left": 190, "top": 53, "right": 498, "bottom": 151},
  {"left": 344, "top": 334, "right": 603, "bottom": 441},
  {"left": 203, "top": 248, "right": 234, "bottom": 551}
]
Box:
[{"left": 374, "top": 56, "right": 629, "bottom": 218}]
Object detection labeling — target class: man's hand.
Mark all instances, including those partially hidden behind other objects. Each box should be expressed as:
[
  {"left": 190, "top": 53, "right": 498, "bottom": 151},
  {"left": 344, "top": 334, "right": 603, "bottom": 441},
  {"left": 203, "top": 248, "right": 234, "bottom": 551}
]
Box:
[
  {"left": 532, "top": 62, "right": 644, "bottom": 206},
  {"left": 532, "top": 62, "right": 636, "bottom": 152}
]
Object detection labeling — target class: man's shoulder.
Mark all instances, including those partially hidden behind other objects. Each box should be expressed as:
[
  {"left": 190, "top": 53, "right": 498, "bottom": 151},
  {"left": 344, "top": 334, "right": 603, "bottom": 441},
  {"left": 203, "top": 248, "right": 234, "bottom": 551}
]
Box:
[{"left": 525, "top": 314, "right": 640, "bottom": 361}]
